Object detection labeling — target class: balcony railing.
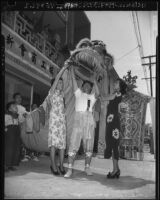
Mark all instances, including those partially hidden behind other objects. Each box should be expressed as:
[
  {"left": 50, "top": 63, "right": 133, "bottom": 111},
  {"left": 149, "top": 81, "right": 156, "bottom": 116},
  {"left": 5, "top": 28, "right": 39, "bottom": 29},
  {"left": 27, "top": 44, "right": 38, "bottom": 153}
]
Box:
[{"left": 2, "top": 11, "right": 64, "bottom": 68}]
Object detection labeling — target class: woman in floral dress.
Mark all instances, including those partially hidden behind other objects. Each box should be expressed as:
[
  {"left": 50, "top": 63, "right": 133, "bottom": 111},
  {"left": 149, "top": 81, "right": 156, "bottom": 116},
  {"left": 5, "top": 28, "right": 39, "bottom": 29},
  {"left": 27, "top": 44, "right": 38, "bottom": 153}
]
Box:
[
  {"left": 49, "top": 78, "right": 66, "bottom": 175},
  {"left": 101, "top": 78, "right": 127, "bottom": 179},
  {"left": 41, "top": 76, "right": 66, "bottom": 176}
]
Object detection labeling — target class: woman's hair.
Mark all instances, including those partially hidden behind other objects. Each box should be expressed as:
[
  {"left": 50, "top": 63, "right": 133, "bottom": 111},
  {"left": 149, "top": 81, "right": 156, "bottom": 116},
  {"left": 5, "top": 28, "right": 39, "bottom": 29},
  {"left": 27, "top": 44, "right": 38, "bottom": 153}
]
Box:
[
  {"left": 117, "top": 78, "right": 127, "bottom": 95},
  {"left": 50, "top": 77, "right": 63, "bottom": 87},
  {"left": 6, "top": 101, "right": 16, "bottom": 111}
]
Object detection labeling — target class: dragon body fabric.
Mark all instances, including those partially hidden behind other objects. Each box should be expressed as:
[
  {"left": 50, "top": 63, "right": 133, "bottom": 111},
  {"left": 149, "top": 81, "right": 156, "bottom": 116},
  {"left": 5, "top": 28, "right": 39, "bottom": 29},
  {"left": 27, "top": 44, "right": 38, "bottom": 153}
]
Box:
[{"left": 20, "top": 39, "right": 113, "bottom": 152}]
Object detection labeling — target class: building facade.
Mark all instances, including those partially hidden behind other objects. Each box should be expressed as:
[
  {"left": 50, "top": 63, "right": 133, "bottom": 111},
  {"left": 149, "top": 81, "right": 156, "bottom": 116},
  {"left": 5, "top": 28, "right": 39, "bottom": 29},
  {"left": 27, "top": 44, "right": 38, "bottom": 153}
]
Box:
[{"left": 2, "top": 11, "right": 91, "bottom": 110}]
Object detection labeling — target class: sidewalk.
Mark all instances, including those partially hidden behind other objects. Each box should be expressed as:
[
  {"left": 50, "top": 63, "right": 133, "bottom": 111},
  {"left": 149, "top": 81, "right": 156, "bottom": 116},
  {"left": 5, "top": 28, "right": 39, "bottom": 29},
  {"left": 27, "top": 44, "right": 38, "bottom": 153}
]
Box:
[{"left": 4, "top": 152, "right": 155, "bottom": 199}]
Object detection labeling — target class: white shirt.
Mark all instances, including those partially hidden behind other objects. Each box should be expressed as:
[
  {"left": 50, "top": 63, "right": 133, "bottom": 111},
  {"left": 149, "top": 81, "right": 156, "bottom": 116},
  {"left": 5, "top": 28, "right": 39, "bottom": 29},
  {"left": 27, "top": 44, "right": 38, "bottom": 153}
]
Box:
[
  {"left": 75, "top": 88, "right": 96, "bottom": 112},
  {"left": 5, "top": 114, "right": 19, "bottom": 126}
]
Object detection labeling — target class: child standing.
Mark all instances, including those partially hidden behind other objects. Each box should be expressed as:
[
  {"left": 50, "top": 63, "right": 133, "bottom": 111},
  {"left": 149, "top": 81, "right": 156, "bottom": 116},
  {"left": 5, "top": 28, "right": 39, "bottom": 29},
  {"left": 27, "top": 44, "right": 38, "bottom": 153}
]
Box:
[
  {"left": 5, "top": 101, "right": 21, "bottom": 171},
  {"left": 13, "top": 93, "right": 29, "bottom": 162}
]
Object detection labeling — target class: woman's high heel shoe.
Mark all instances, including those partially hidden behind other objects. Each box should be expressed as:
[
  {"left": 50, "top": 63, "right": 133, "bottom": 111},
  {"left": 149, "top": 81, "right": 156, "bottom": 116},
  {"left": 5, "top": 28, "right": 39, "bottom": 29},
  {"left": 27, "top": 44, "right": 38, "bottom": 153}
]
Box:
[
  {"left": 107, "top": 169, "right": 120, "bottom": 179},
  {"left": 115, "top": 169, "right": 120, "bottom": 178},
  {"left": 50, "top": 166, "right": 60, "bottom": 176},
  {"left": 58, "top": 166, "right": 66, "bottom": 175},
  {"left": 106, "top": 172, "right": 112, "bottom": 178}
]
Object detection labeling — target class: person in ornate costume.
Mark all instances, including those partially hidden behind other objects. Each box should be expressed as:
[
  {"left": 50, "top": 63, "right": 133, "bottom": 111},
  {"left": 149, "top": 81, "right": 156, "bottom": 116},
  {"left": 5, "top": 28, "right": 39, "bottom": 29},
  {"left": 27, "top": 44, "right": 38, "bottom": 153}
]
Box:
[{"left": 64, "top": 66, "right": 99, "bottom": 178}]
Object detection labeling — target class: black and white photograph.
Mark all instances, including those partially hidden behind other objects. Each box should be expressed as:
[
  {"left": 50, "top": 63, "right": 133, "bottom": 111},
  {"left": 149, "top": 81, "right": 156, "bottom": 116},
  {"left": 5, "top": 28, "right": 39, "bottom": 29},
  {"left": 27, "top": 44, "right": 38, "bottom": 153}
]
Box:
[{"left": 1, "top": 1, "right": 158, "bottom": 199}]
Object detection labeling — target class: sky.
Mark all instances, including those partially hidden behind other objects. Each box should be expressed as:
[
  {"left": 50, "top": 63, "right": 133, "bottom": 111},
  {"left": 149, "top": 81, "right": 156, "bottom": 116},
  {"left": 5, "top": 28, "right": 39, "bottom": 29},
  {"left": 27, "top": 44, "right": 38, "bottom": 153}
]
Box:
[{"left": 85, "top": 11, "right": 157, "bottom": 124}]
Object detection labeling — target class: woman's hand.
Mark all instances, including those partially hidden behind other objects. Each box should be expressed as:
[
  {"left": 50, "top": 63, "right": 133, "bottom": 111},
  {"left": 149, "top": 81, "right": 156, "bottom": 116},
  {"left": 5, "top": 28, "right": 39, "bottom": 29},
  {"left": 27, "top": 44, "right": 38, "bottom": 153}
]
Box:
[
  {"left": 70, "top": 65, "right": 78, "bottom": 91},
  {"left": 100, "top": 93, "right": 116, "bottom": 101},
  {"left": 89, "top": 72, "right": 99, "bottom": 97}
]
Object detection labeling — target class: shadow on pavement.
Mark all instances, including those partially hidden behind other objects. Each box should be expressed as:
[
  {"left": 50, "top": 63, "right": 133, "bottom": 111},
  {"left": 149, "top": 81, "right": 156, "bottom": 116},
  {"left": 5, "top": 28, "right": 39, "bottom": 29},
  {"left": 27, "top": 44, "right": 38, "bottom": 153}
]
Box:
[
  {"left": 70, "top": 169, "right": 155, "bottom": 191},
  {"left": 4, "top": 157, "right": 84, "bottom": 177},
  {"left": 5, "top": 156, "right": 155, "bottom": 192},
  {"left": 4, "top": 156, "right": 84, "bottom": 178}
]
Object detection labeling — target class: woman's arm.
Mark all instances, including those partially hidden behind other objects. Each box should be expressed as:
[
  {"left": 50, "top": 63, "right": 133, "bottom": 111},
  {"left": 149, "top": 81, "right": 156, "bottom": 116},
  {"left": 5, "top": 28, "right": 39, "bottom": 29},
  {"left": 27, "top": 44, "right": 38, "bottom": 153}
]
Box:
[
  {"left": 91, "top": 80, "right": 99, "bottom": 98},
  {"left": 93, "top": 79, "right": 100, "bottom": 98},
  {"left": 91, "top": 73, "right": 99, "bottom": 98},
  {"left": 41, "top": 64, "right": 68, "bottom": 110},
  {"left": 70, "top": 66, "right": 78, "bottom": 92},
  {"left": 40, "top": 66, "right": 68, "bottom": 111},
  {"left": 101, "top": 93, "right": 116, "bottom": 101},
  {"left": 50, "top": 64, "right": 69, "bottom": 94},
  {"left": 39, "top": 94, "right": 49, "bottom": 112}
]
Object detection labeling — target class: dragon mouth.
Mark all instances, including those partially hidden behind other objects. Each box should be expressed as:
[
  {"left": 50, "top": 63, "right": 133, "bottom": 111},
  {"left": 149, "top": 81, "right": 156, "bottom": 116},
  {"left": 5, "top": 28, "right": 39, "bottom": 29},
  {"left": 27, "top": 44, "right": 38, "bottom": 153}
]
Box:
[{"left": 70, "top": 47, "right": 105, "bottom": 81}]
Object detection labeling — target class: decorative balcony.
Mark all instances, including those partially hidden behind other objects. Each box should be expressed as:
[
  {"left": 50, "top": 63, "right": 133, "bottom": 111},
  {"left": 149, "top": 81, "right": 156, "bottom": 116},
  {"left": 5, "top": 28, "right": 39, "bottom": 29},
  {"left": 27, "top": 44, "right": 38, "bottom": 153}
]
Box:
[{"left": 1, "top": 11, "right": 68, "bottom": 79}]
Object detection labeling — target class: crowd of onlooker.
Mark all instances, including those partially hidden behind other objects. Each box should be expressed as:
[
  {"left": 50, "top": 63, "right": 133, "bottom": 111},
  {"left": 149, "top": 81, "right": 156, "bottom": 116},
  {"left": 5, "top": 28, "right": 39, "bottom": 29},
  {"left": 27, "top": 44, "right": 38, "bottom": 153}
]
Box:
[{"left": 4, "top": 92, "right": 46, "bottom": 172}]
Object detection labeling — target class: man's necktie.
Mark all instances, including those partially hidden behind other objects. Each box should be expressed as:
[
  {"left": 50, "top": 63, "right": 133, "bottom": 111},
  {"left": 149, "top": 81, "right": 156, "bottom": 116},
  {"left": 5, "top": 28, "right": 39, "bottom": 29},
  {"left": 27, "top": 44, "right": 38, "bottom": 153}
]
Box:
[{"left": 87, "top": 100, "right": 90, "bottom": 111}]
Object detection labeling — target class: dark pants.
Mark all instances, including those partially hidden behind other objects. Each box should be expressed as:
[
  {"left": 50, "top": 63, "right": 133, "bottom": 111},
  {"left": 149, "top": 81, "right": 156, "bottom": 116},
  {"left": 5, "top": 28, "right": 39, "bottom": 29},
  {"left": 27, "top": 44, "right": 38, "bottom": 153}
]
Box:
[
  {"left": 104, "top": 142, "right": 119, "bottom": 160},
  {"left": 93, "top": 121, "right": 99, "bottom": 153},
  {"left": 5, "top": 125, "right": 21, "bottom": 167}
]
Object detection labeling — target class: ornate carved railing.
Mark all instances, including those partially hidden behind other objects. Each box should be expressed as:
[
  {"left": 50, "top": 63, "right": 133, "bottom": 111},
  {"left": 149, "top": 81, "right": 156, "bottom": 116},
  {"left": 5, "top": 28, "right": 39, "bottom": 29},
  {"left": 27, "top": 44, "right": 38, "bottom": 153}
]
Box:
[{"left": 1, "top": 11, "right": 64, "bottom": 69}]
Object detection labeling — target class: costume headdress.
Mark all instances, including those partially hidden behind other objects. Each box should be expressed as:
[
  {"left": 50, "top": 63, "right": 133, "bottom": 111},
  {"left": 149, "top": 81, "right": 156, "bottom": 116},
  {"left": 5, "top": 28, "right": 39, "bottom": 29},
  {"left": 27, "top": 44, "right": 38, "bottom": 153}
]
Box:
[{"left": 76, "top": 38, "right": 92, "bottom": 49}]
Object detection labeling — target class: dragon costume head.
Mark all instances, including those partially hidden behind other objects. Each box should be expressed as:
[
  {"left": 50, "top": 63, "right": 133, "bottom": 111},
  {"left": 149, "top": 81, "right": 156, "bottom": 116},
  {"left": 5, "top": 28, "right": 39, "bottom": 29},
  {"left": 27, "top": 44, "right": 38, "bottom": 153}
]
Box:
[{"left": 66, "top": 38, "right": 113, "bottom": 82}]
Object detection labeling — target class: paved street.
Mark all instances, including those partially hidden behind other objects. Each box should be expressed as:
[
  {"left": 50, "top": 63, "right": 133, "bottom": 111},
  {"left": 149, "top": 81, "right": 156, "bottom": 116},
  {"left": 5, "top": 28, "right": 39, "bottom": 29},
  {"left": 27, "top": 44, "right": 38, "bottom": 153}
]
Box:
[{"left": 4, "top": 150, "right": 155, "bottom": 199}]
